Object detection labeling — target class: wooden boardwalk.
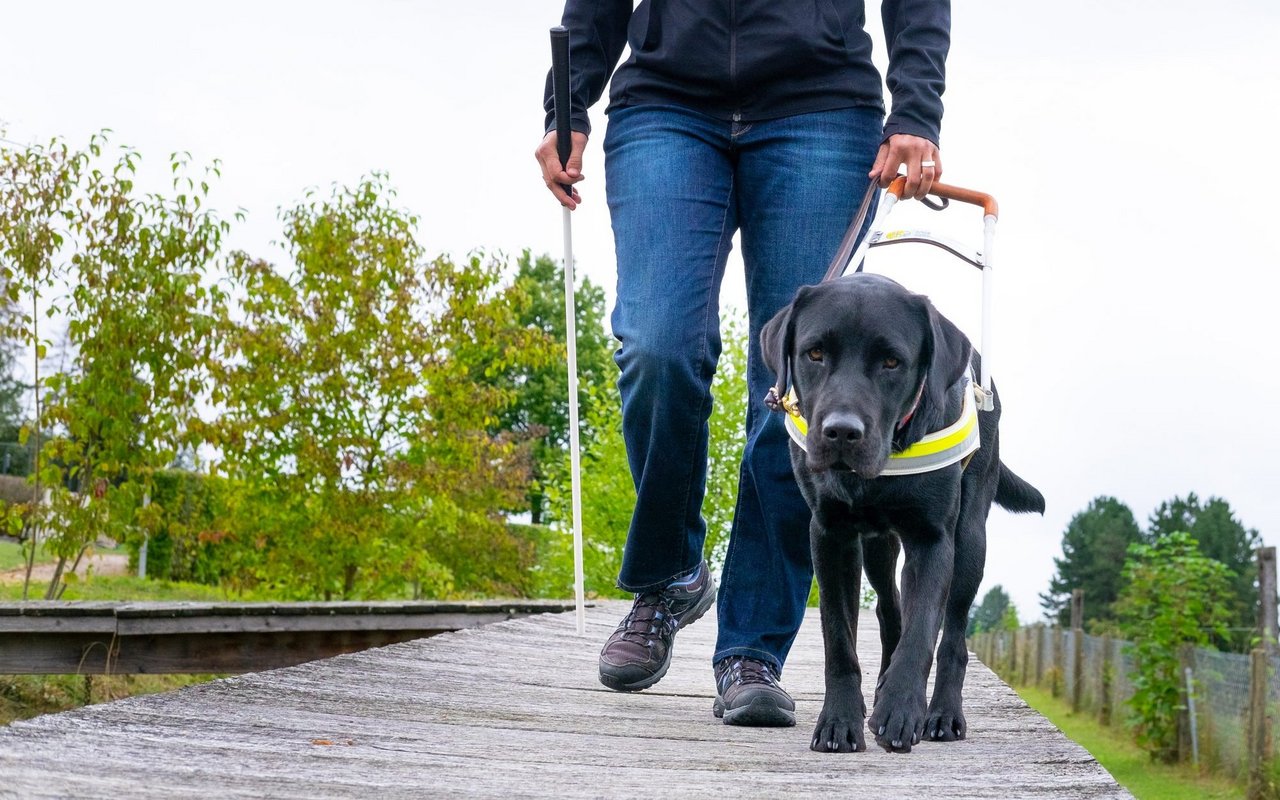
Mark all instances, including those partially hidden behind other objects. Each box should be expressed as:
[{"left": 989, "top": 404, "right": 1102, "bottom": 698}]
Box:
[{"left": 0, "top": 601, "right": 1130, "bottom": 798}]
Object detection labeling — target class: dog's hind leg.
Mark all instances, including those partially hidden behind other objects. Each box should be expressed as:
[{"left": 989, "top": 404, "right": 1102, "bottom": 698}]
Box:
[
  {"left": 925, "top": 500, "right": 988, "bottom": 742},
  {"left": 862, "top": 534, "right": 901, "bottom": 704},
  {"left": 810, "top": 515, "right": 868, "bottom": 753}
]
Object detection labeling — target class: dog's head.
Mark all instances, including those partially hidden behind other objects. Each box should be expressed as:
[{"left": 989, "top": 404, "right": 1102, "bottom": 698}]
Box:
[{"left": 761, "top": 273, "right": 971, "bottom": 476}]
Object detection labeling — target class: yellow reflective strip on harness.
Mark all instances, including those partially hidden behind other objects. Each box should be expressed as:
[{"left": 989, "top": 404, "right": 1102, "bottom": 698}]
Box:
[
  {"left": 789, "top": 407, "right": 809, "bottom": 437},
  {"left": 781, "top": 372, "right": 981, "bottom": 475},
  {"left": 893, "top": 405, "right": 976, "bottom": 458}
]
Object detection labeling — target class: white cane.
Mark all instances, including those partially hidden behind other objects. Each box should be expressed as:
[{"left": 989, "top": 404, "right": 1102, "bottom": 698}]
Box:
[{"left": 551, "top": 26, "right": 586, "bottom": 636}]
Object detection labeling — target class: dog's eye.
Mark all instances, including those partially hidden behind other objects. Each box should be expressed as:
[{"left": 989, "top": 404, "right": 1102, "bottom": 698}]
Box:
[
  {"left": 807, "top": 347, "right": 824, "bottom": 363},
  {"left": 883, "top": 357, "right": 900, "bottom": 369}
]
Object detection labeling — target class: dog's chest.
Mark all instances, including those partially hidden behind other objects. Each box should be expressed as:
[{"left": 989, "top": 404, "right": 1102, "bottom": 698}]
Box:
[{"left": 813, "top": 471, "right": 956, "bottom": 537}]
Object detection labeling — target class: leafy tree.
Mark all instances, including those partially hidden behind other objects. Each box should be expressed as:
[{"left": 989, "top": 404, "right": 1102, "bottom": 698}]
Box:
[
  {"left": 42, "top": 147, "right": 228, "bottom": 598},
  {"left": 1040, "top": 496, "right": 1144, "bottom": 628},
  {"left": 493, "top": 251, "right": 614, "bottom": 524},
  {"left": 968, "top": 584, "right": 1019, "bottom": 635},
  {"left": 1, "top": 134, "right": 228, "bottom": 598},
  {"left": 0, "top": 132, "right": 89, "bottom": 593},
  {"left": 703, "top": 311, "right": 748, "bottom": 570},
  {"left": 538, "top": 381, "right": 631, "bottom": 599},
  {"left": 0, "top": 296, "right": 24, "bottom": 439},
  {"left": 0, "top": 332, "right": 29, "bottom": 475},
  {"left": 211, "top": 176, "right": 554, "bottom": 599},
  {"left": 1149, "top": 493, "right": 1260, "bottom": 632},
  {"left": 1116, "top": 532, "right": 1234, "bottom": 762}
]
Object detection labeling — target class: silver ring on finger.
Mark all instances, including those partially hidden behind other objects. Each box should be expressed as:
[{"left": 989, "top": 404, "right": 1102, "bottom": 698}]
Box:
[{"left": 920, "top": 160, "right": 936, "bottom": 169}]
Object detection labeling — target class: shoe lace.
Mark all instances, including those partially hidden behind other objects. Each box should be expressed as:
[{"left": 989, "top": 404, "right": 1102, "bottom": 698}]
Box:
[
  {"left": 721, "top": 656, "right": 779, "bottom": 689},
  {"left": 618, "top": 592, "right": 679, "bottom": 646}
]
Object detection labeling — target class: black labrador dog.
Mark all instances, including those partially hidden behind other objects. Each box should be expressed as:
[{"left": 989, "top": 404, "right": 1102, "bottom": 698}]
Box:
[{"left": 761, "top": 272, "right": 1044, "bottom": 754}]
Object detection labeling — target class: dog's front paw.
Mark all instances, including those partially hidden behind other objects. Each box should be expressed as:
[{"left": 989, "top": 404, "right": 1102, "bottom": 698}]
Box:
[
  {"left": 924, "top": 702, "right": 967, "bottom": 742},
  {"left": 811, "top": 704, "right": 867, "bottom": 753},
  {"left": 868, "top": 691, "right": 926, "bottom": 753}
]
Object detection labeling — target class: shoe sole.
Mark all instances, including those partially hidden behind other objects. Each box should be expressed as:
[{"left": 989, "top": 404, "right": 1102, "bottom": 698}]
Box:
[
  {"left": 599, "top": 579, "right": 718, "bottom": 693},
  {"left": 713, "top": 694, "right": 797, "bottom": 727}
]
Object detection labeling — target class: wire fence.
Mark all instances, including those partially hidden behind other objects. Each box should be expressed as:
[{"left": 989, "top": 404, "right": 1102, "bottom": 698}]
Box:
[{"left": 970, "top": 626, "right": 1279, "bottom": 795}]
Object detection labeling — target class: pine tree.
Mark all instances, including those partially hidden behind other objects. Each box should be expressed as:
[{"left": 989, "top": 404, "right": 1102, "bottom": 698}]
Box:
[
  {"left": 968, "top": 585, "right": 1017, "bottom": 635},
  {"left": 1040, "top": 496, "right": 1144, "bottom": 627}
]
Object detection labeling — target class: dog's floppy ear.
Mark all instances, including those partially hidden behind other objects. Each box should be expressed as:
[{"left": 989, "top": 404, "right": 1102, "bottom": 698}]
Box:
[
  {"left": 909, "top": 294, "right": 972, "bottom": 433},
  {"left": 761, "top": 286, "right": 813, "bottom": 395},
  {"left": 760, "top": 302, "right": 795, "bottom": 384}
]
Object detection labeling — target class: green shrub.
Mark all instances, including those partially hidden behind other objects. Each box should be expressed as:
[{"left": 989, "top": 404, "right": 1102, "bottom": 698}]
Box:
[{"left": 1116, "top": 532, "right": 1234, "bottom": 762}]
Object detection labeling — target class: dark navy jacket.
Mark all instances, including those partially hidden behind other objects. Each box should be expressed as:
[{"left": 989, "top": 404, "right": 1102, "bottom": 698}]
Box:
[{"left": 543, "top": 0, "right": 950, "bottom": 144}]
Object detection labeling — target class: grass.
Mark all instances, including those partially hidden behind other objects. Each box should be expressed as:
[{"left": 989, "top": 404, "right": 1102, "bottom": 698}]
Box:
[
  {"left": 0, "top": 538, "right": 46, "bottom": 572},
  {"left": 1, "top": 673, "right": 218, "bottom": 727},
  {"left": 1015, "top": 684, "right": 1244, "bottom": 800},
  {"left": 0, "top": 573, "right": 274, "bottom": 602},
  {"left": 0, "top": 538, "right": 130, "bottom": 575}
]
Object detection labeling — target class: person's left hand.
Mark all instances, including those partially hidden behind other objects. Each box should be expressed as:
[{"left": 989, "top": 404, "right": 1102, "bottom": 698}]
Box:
[{"left": 869, "top": 134, "right": 942, "bottom": 200}]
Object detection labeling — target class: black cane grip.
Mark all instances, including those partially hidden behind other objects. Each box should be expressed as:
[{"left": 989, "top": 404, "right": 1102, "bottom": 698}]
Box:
[{"left": 550, "top": 26, "right": 573, "bottom": 193}]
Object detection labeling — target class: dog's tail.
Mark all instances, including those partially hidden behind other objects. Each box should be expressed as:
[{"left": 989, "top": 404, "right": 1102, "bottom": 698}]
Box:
[{"left": 994, "top": 463, "right": 1046, "bottom": 515}]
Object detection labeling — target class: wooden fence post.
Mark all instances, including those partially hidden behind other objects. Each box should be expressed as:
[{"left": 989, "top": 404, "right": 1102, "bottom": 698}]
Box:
[
  {"left": 1248, "top": 648, "right": 1270, "bottom": 799},
  {"left": 1071, "top": 631, "right": 1084, "bottom": 714},
  {"left": 1260, "top": 547, "right": 1278, "bottom": 656},
  {"left": 1051, "top": 628, "right": 1063, "bottom": 699},
  {"left": 1099, "top": 634, "right": 1113, "bottom": 727},
  {"left": 1019, "top": 627, "right": 1030, "bottom": 687},
  {"left": 1071, "top": 589, "right": 1084, "bottom": 632},
  {"left": 1008, "top": 626, "right": 1018, "bottom": 680},
  {"left": 1036, "top": 624, "right": 1047, "bottom": 687}
]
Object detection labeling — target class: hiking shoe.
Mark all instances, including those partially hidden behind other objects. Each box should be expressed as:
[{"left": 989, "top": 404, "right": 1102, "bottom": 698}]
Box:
[
  {"left": 712, "top": 656, "right": 796, "bottom": 727},
  {"left": 598, "top": 562, "right": 716, "bottom": 692}
]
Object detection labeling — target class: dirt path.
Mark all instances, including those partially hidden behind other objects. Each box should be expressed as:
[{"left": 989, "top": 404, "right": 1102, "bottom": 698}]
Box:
[{"left": 0, "top": 553, "right": 130, "bottom": 585}]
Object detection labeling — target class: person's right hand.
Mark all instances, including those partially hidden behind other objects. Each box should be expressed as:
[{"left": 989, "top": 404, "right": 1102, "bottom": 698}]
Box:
[{"left": 535, "top": 130, "right": 588, "bottom": 209}]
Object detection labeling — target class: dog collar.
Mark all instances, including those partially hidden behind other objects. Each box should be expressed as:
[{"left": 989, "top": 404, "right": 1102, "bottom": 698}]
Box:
[{"left": 780, "top": 369, "right": 981, "bottom": 476}]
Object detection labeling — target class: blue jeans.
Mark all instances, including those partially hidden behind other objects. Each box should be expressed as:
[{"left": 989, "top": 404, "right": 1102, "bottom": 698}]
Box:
[{"left": 604, "top": 104, "right": 882, "bottom": 673}]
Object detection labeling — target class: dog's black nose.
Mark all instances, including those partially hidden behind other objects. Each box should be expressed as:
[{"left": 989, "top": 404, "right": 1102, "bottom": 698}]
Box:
[{"left": 822, "top": 413, "right": 865, "bottom": 443}]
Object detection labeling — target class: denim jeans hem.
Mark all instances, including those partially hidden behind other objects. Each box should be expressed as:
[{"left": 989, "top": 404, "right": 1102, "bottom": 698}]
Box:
[{"left": 712, "top": 646, "right": 783, "bottom": 675}]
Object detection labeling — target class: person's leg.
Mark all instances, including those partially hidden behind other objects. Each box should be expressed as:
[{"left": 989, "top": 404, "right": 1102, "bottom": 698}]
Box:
[
  {"left": 714, "top": 107, "right": 884, "bottom": 673},
  {"left": 597, "top": 104, "right": 737, "bottom": 691},
  {"left": 605, "top": 104, "right": 738, "bottom": 591}
]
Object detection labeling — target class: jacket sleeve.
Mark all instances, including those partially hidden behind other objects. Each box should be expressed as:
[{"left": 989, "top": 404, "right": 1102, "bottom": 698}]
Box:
[
  {"left": 880, "top": 0, "right": 951, "bottom": 145},
  {"left": 543, "top": 0, "right": 634, "bottom": 137}
]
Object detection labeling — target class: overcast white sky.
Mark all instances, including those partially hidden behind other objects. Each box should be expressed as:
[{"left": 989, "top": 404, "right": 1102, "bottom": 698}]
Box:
[{"left": 4, "top": 0, "right": 1278, "bottom": 622}]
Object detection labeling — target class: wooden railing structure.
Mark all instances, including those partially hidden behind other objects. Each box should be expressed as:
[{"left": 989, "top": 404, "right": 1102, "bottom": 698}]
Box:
[{"left": 0, "top": 600, "right": 578, "bottom": 674}]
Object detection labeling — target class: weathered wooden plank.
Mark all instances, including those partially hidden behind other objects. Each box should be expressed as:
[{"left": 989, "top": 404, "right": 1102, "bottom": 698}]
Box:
[
  {"left": 114, "top": 610, "right": 527, "bottom": 635},
  {"left": 0, "top": 602, "right": 1132, "bottom": 798},
  {"left": 0, "top": 601, "right": 577, "bottom": 674},
  {"left": 0, "top": 599, "right": 577, "bottom": 621}
]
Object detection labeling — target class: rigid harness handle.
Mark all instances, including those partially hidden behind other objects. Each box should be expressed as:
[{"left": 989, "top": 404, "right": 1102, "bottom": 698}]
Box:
[
  {"left": 887, "top": 177, "right": 999, "bottom": 221},
  {"left": 884, "top": 176, "right": 999, "bottom": 411}
]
